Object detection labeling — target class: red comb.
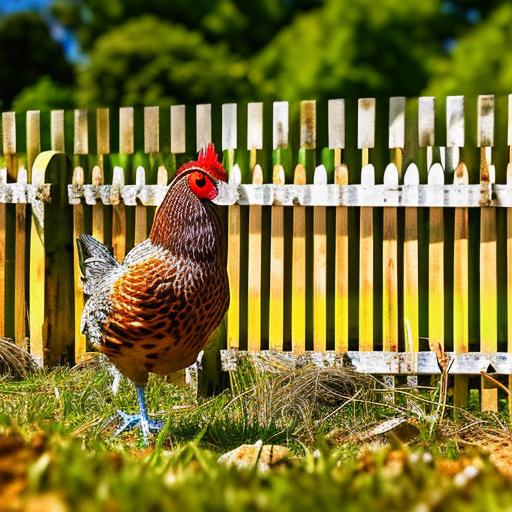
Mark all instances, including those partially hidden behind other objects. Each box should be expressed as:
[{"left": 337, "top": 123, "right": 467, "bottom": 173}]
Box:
[{"left": 177, "top": 144, "right": 228, "bottom": 182}]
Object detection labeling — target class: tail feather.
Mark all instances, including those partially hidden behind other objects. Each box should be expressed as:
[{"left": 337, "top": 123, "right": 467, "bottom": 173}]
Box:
[{"left": 77, "top": 234, "right": 120, "bottom": 295}]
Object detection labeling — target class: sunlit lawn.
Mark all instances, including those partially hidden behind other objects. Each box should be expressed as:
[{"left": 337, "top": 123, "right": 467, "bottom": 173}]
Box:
[{"left": 1, "top": 360, "right": 512, "bottom": 511}]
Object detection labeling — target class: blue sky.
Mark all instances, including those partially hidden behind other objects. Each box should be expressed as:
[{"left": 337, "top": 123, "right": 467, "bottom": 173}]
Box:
[{"left": 0, "top": 0, "right": 81, "bottom": 60}]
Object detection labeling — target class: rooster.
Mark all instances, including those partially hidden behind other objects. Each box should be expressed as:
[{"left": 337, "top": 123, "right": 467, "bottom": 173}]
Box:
[{"left": 77, "top": 145, "right": 229, "bottom": 443}]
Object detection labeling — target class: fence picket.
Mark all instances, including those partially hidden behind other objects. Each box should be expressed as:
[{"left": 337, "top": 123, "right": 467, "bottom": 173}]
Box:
[
  {"left": 196, "top": 104, "right": 212, "bottom": 152},
  {"left": 269, "top": 164, "right": 285, "bottom": 351},
  {"left": 453, "top": 162, "right": 469, "bottom": 408},
  {"left": 428, "top": 163, "right": 445, "bottom": 348},
  {"left": 247, "top": 164, "right": 263, "bottom": 351},
  {"left": 382, "top": 163, "right": 399, "bottom": 352},
  {"left": 115, "top": 108, "right": 132, "bottom": 260},
  {"left": 0, "top": 112, "right": 17, "bottom": 333},
  {"left": 478, "top": 94, "right": 498, "bottom": 412},
  {"left": 94, "top": 108, "right": 109, "bottom": 243},
  {"left": 111, "top": 166, "right": 127, "bottom": 260},
  {"left": 358, "top": 98, "right": 375, "bottom": 351},
  {"left": 328, "top": 99, "right": 345, "bottom": 167},
  {"left": 134, "top": 166, "right": 147, "bottom": 244},
  {"left": 403, "top": 163, "right": 420, "bottom": 361},
  {"left": 226, "top": 164, "right": 241, "bottom": 349},
  {"left": 50, "top": 110, "right": 65, "bottom": 152},
  {"left": 247, "top": 103, "right": 263, "bottom": 169},
  {"left": 247, "top": 105, "right": 263, "bottom": 351},
  {"left": 73, "top": 108, "right": 89, "bottom": 361},
  {"left": 14, "top": 166, "right": 27, "bottom": 348},
  {"left": 72, "top": 166, "right": 86, "bottom": 361},
  {"left": 292, "top": 164, "right": 307, "bottom": 352},
  {"left": 330, "top": 99, "right": 348, "bottom": 351},
  {"left": 313, "top": 165, "right": 327, "bottom": 351},
  {"left": 418, "top": 97, "right": 435, "bottom": 169}
]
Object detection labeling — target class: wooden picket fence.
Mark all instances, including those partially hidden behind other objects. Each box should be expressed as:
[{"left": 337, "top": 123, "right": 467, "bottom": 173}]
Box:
[{"left": 1, "top": 95, "right": 512, "bottom": 411}]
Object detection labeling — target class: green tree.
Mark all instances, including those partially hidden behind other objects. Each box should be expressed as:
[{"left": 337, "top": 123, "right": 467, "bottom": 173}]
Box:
[
  {"left": 425, "top": 3, "right": 512, "bottom": 97},
  {"left": 77, "top": 15, "right": 248, "bottom": 108},
  {"left": 52, "top": 0, "right": 324, "bottom": 57},
  {"left": 250, "top": 0, "right": 446, "bottom": 103},
  {"left": 12, "top": 76, "right": 75, "bottom": 112},
  {"left": 0, "top": 12, "right": 74, "bottom": 109}
]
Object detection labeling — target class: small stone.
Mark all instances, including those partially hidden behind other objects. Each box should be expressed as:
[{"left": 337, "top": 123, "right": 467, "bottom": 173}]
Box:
[{"left": 218, "top": 442, "right": 290, "bottom": 472}]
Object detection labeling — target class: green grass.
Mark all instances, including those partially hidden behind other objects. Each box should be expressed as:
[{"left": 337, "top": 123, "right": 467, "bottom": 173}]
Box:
[{"left": 2, "top": 362, "right": 512, "bottom": 511}]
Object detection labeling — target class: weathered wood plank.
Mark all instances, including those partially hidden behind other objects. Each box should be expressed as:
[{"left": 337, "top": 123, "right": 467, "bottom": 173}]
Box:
[
  {"left": 313, "top": 165, "right": 327, "bottom": 351},
  {"left": 220, "top": 350, "right": 512, "bottom": 375},
  {"left": 359, "top": 164, "right": 374, "bottom": 351},
  {"left": 382, "top": 164, "right": 399, "bottom": 352},
  {"left": 94, "top": 108, "right": 109, "bottom": 243},
  {"left": 418, "top": 97, "right": 435, "bottom": 168},
  {"left": 328, "top": 99, "right": 345, "bottom": 151},
  {"left": 111, "top": 166, "right": 126, "bottom": 260},
  {"left": 196, "top": 104, "right": 212, "bottom": 152},
  {"left": 403, "top": 164, "right": 419, "bottom": 355},
  {"left": 428, "top": 163, "right": 444, "bottom": 348},
  {"left": 119, "top": 107, "right": 134, "bottom": 154},
  {"left": 14, "top": 167, "right": 27, "bottom": 348},
  {"left": 222, "top": 104, "right": 237, "bottom": 151},
  {"left": 74, "top": 110, "right": 88, "bottom": 155},
  {"left": 300, "top": 100, "right": 316, "bottom": 150},
  {"left": 2, "top": 113, "right": 15, "bottom": 339},
  {"left": 72, "top": 166, "right": 86, "bottom": 361},
  {"left": 269, "top": 164, "right": 285, "bottom": 351},
  {"left": 292, "top": 164, "right": 307, "bottom": 353},
  {"left": 273, "top": 102, "right": 289, "bottom": 149},
  {"left": 170, "top": 105, "right": 186, "bottom": 155},
  {"left": 478, "top": 96, "right": 497, "bottom": 412},
  {"left": 247, "top": 164, "right": 263, "bottom": 351},
  {"left": 96, "top": 108, "right": 110, "bottom": 156},
  {"left": 134, "top": 166, "right": 147, "bottom": 244},
  {"left": 114, "top": 109, "right": 131, "bottom": 259},
  {"left": 144, "top": 106, "right": 160, "bottom": 155},
  {"left": 334, "top": 163, "right": 349, "bottom": 352},
  {"left": 70, "top": 181, "right": 512, "bottom": 208},
  {"left": 453, "top": 162, "right": 469, "bottom": 408},
  {"left": 226, "top": 165, "right": 241, "bottom": 349},
  {"left": 50, "top": 110, "right": 65, "bottom": 152}
]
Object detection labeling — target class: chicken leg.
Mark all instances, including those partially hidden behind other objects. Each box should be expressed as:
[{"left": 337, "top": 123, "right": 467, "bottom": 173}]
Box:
[{"left": 113, "top": 385, "right": 164, "bottom": 445}]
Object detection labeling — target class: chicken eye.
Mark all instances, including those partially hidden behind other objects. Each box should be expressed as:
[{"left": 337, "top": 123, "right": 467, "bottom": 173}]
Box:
[{"left": 195, "top": 176, "right": 206, "bottom": 188}]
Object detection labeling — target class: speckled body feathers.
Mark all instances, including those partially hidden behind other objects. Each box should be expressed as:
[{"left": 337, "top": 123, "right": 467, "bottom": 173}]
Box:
[{"left": 78, "top": 159, "right": 229, "bottom": 384}]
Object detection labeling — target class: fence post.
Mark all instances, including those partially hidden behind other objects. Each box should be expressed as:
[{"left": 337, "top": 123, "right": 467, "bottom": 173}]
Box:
[{"left": 29, "top": 151, "right": 73, "bottom": 365}]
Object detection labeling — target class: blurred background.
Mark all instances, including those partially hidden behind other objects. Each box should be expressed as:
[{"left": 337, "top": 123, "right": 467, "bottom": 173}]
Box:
[{"left": 0, "top": 0, "right": 510, "bottom": 112}]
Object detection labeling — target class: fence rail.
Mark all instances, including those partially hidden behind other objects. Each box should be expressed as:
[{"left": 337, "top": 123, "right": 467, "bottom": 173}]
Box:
[{"left": 1, "top": 94, "right": 512, "bottom": 411}]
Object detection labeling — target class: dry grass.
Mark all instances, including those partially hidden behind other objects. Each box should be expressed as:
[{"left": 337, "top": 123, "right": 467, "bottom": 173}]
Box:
[{"left": 0, "top": 338, "right": 40, "bottom": 380}]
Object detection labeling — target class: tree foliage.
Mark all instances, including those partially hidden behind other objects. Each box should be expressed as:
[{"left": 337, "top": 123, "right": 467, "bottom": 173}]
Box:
[
  {"left": 0, "top": 12, "right": 73, "bottom": 109},
  {"left": 425, "top": 3, "right": 512, "bottom": 97},
  {"left": 249, "top": 0, "right": 445, "bottom": 103},
  {"left": 77, "top": 16, "right": 249, "bottom": 107},
  {"left": 51, "top": 0, "right": 324, "bottom": 56}
]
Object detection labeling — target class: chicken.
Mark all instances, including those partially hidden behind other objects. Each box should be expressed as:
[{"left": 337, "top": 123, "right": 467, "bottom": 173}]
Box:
[{"left": 77, "top": 145, "right": 230, "bottom": 443}]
